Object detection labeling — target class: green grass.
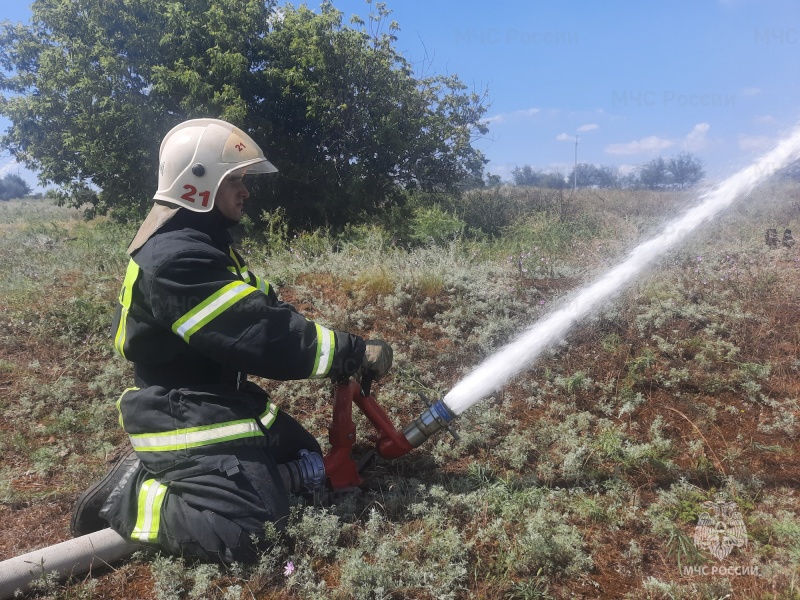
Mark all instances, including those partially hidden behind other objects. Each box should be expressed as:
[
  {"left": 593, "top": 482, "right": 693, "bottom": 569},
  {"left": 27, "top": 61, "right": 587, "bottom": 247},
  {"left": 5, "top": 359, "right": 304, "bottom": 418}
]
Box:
[{"left": 2, "top": 184, "right": 800, "bottom": 599}]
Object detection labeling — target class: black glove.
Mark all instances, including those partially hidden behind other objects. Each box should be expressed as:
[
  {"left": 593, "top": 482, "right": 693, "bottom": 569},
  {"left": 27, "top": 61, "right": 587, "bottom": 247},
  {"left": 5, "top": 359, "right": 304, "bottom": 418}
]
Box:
[
  {"left": 330, "top": 331, "right": 366, "bottom": 382},
  {"left": 362, "top": 339, "right": 393, "bottom": 380}
]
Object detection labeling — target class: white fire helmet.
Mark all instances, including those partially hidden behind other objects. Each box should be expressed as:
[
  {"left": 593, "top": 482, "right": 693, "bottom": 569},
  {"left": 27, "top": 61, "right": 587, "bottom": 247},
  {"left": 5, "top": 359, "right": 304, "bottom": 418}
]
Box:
[
  {"left": 154, "top": 118, "right": 277, "bottom": 210},
  {"left": 127, "top": 119, "right": 277, "bottom": 254}
]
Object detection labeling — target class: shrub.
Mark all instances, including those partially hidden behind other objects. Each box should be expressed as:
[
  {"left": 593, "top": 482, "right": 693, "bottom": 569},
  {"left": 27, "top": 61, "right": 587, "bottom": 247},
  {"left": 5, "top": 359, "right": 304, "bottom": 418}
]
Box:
[{"left": 410, "top": 204, "right": 467, "bottom": 246}]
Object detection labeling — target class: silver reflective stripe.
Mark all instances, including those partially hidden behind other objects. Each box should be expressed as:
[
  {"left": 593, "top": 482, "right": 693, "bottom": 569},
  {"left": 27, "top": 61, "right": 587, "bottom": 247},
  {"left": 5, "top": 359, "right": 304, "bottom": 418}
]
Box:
[
  {"left": 172, "top": 281, "right": 256, "bottom": 343},
  {"left": 130, "top": 419, "right": 263, "bottom": 452},
  {"left": 259, "top": 402, "right": 278, "bottom": 429}
]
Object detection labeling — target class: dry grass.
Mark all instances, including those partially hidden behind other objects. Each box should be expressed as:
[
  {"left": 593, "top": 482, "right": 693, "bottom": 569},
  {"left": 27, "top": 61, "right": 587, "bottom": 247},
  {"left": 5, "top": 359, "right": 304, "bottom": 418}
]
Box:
[{"left": 1, "top": 183, "right": 799, "bottom": 599}]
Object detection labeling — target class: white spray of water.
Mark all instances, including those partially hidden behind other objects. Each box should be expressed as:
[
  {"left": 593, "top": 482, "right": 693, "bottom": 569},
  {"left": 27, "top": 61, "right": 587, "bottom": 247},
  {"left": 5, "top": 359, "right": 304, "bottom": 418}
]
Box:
[{"left": 443, "top": 126, "right": 800, "bottom": 416}]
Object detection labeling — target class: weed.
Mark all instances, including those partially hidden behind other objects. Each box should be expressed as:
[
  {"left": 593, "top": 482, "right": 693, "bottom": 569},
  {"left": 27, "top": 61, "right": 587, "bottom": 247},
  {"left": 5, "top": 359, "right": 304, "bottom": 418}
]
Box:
[
  {"left": 664, "top": 523, "right": 706, "bottom": 571},
  {"left": 0, "top": 467, "right": 16, "bottom": 504},
  {"left": 348, "top": 266, "right": 395, "bottom": 301},
  {"left": 150, "top": 555, "right": 189, "bottom": 600},
  {"left": 638, "top": 576, "right": 732, "bottom": 600},
  {"left": 515, "top": 508, "right": 594, "bottom": 576},
  {"left": 4, "top": 185, "right": 800, "bottom": 599},
  {"left": 558, "top": 370, "right": 592, "bottom": 395},
  {"left": 410, "top": 204, "right": 466, "bottom": 246},
  {"left": 150, "top": 555, "right": 226, "bottom": 600},
  {"left": 287, "top": 505, "right": 342, "bottom": 560},
  {"left": 768, "top": 511, "right": 800, "bottom": 564},
  {"left": 506, "top": 570, "right": 552, "bottom": 599},
  {"left": 258, "top": 207, "right": 290, "bottom": 252},
  {"left": 31, "top": 443, "right": 68, "bottom": 476},
  {"left": 335, "top": 507, "right": 468, "bottom": 599}
]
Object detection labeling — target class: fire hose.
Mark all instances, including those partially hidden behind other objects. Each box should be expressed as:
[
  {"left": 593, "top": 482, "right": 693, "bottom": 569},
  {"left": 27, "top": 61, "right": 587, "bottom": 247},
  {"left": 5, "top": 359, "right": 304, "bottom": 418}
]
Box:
[{"left": 0, "top": 377, "right": 457, "bottom": 598}]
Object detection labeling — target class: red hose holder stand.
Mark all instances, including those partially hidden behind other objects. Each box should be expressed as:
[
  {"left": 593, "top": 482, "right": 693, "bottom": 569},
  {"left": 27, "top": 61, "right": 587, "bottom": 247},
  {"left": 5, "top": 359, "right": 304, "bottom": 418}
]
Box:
[{"left": 323, "top": 379, "right": 414, "bottom": 490}]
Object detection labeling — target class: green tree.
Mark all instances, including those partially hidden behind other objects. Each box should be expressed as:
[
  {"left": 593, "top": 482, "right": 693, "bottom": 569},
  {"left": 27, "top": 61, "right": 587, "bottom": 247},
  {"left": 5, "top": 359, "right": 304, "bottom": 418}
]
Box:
[
  {"left": 0, "top": 172, "right": 31, "bottom": 200},
  {"left": 484, "top": 172, "right": 502, "bottom": 187},
  {"left": 566, "top": 163, "right": 619, "bottom": 188},
  {"left": 0, "top": 0, "right": 488, "bottom": 227},
  {"left": 635, "top": 153, "right": 704, "bottom": 189},
  {"left": 252, "top": 2, "right": 488, "bottom": 226},
  {"left": 667, "top": 151, "right": 705, "bottom": 188},
  {"left": 538, "top": 171, "right": 567, "bottom": 189},
  {"left": 511, "top": 165, "right": 539, "bottom": 186},
  {"left": 511, "top": 165, "right": 566, "bottom": 189},
  {"left": 637, "top": 156, "right": 670, "bottom": 190},
  {"left": 0, "top": 0, "right": 271, "bottom": 219}
]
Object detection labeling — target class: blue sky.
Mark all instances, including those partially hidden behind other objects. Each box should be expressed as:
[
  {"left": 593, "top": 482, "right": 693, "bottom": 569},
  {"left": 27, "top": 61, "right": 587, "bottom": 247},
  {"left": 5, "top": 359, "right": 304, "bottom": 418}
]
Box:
[{"left": 2, "top": 0, "right": 799, "bottom": 190}]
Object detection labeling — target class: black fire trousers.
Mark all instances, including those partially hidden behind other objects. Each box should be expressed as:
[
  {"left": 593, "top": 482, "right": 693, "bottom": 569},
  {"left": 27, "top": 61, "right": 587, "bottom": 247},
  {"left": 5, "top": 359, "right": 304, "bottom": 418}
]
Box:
[{"left": 101, "top": 410, "right": 321, "bottom": 564}]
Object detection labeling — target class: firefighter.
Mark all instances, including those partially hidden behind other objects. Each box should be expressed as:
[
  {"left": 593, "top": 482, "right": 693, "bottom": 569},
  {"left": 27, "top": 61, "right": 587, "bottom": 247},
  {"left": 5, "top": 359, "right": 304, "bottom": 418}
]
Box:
[{"left": 70, "top": 118, "right": 392, "bottom": 563}]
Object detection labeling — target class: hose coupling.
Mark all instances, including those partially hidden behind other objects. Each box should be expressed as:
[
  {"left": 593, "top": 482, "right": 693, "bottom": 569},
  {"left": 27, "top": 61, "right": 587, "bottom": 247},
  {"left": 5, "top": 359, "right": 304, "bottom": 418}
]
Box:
[
  {"left": 403, "top": 396, "right": 459, "bottom": 448},
  {"left": 278, "top": 449, "right": 326, "bottom": 493}
]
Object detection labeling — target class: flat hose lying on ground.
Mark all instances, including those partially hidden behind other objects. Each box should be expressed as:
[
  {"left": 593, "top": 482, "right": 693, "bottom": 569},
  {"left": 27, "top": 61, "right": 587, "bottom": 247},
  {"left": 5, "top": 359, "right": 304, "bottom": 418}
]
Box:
[{"left": 0, "top": 528, "right": 138, "bottom": 599}]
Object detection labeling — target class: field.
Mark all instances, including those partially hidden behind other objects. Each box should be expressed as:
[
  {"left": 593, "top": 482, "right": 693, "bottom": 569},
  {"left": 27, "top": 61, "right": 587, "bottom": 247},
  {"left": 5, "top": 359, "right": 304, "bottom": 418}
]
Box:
[{"left": 1, "top": 182, "right": 799, "bottom": 599}]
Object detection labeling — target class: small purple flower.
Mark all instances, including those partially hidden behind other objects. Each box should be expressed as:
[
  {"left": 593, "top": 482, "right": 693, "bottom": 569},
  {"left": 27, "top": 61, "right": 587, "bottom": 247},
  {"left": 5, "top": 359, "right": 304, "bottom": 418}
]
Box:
[{"left": 284, "top": 561, "right": 295, "bottom": 576}]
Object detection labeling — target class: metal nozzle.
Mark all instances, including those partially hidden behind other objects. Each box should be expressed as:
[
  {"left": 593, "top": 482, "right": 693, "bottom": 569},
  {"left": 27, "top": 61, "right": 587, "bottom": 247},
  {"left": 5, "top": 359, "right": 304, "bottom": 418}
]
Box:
[
  {"left": 277, "top": 450, "right": 326, "bottom": 493},
  {"left": 403, "top": 395, "right": 459, "bottom": 448}
]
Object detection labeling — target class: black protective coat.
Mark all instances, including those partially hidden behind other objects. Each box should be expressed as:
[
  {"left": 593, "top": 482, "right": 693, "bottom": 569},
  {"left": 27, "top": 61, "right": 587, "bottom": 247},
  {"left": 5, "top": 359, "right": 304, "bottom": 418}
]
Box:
[{"left": 103, "top": 209, "right": 362, "bottom": 561}]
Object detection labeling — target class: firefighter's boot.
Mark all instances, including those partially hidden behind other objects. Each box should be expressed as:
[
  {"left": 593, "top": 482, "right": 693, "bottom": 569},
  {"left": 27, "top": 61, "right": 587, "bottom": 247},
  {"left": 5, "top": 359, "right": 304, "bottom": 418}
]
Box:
[{"left": 70, "top": 443, "right": 140, "bottom": 537}]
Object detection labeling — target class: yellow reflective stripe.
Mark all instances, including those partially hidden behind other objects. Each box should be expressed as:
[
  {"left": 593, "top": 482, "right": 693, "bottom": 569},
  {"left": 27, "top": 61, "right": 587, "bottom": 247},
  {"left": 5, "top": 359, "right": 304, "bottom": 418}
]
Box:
[
  {"left": 259, "top": 402, "right": 279, "bottom": 429},
  {"left": 132, "top": 479, "right": 167, "bottom": 542},
  {"left": 228, "top": 247, "right": 271, "bottom": 293},
  {"left": 310, "top": 324, "right": 335, "bottom": 378},
  {"left": 171, "top": 281, "right": 257, "bottom": 343},
  {"left": 228, "top": 245, "right": 272, "bottom": 294},
  {"left": 129, "top": 419, "right": 264, "bottom": 452},
  {"left": 116, "top": 387, "right": 139, "bottom": 429},
  {"left": 228, "top": 247, "right": 245, "bottom": 274},
  {"left": 114, "top": 259, "right": 141, "bottom": 358},
  {"left": 252, "top": 274, "right": 269, "bottom": 294}
]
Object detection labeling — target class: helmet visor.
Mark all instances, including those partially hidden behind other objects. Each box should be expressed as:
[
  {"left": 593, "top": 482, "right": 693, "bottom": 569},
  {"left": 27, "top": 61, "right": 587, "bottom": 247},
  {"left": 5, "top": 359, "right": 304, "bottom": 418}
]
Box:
[{"left": 239, "top": 157, "right": 278, "bottom": 174}]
